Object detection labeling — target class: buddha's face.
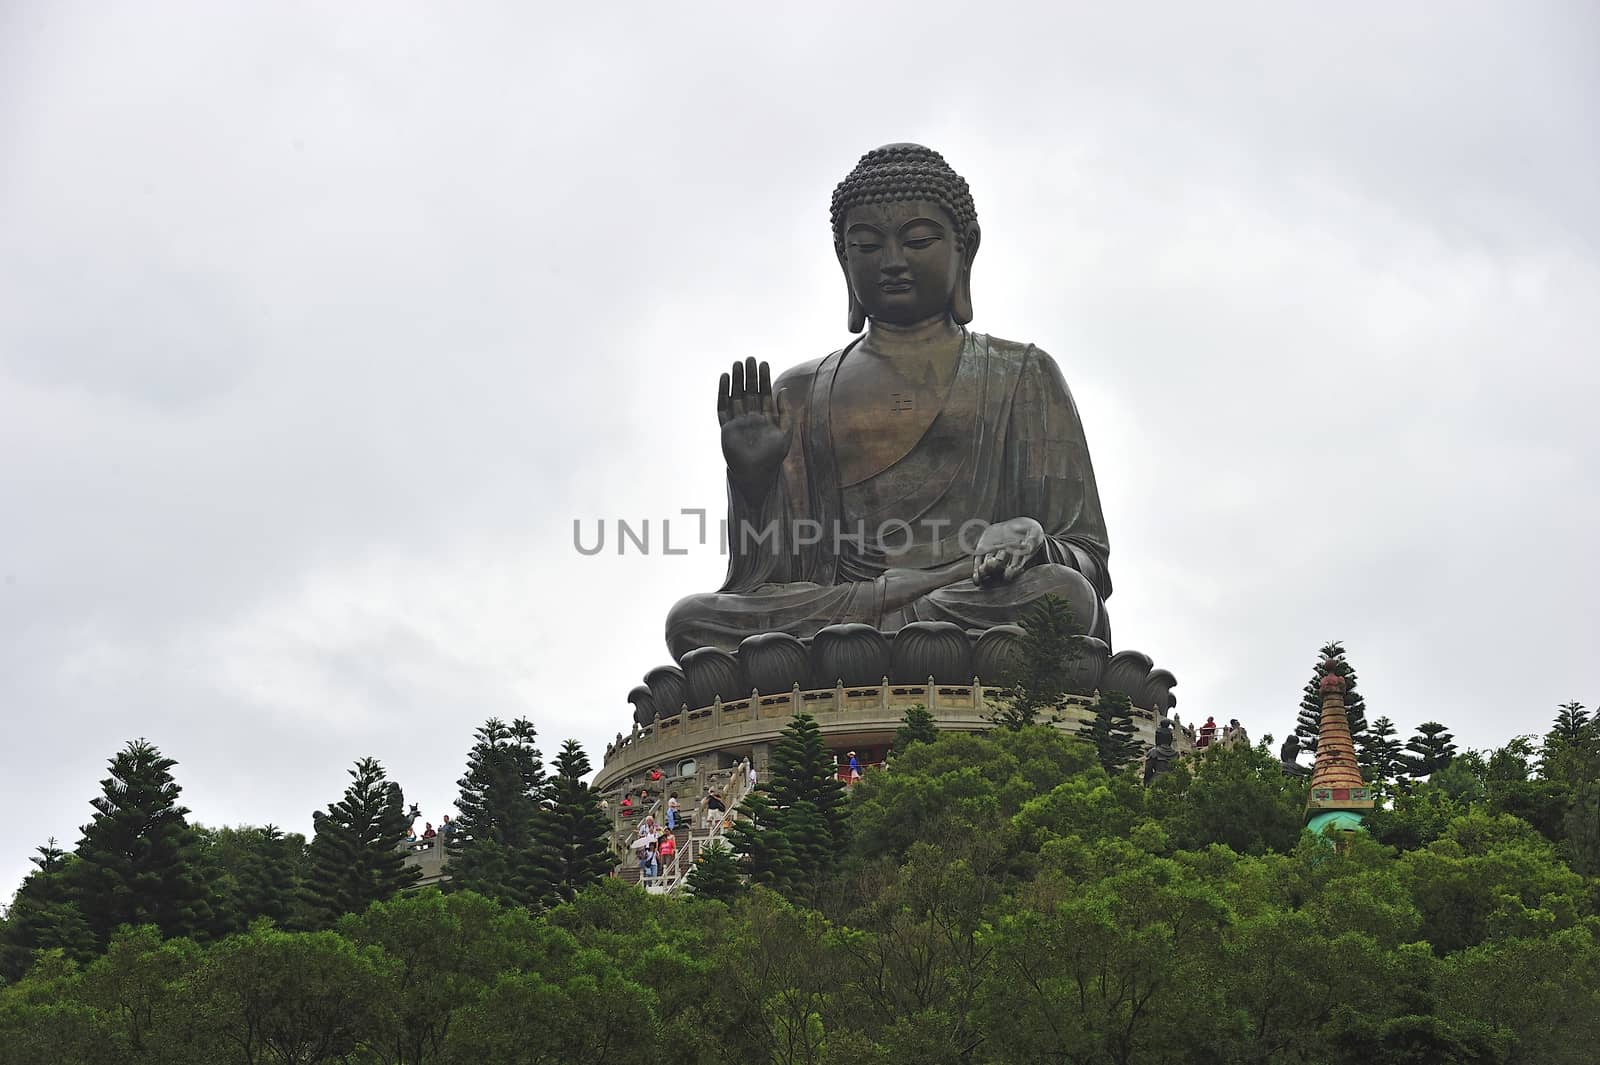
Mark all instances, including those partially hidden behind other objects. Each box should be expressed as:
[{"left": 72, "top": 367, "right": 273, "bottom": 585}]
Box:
[{"left": 842, "top": 199, "right": 965, "bottom": 326}]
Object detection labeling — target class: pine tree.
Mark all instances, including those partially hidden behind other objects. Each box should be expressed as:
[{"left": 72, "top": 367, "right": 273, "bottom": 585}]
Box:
[
  {"left": 686, "top": 840, "right": 744, "bottom": 902},
  {"left": 726, "top": 713, "right": 848, "bottom": 897},
  {"left": 1295, "top": 641, "right": 1368, "bottom": 750},
  {"left": 1551, "top": 701, "right": 1592, "bottom": 743},
  {"left": 894, "top": 704, "right": 938, "bottom": 752},
  {"left": 299, "top": 758, "right": 420, "bottom": 928},
  {"left": 1542, "top": 701, "right": 1600, "bottom": 788},
  {"left": 197, "top": 824, "right": 308, "bottom": 936},
  {"left": 1356, "top": 716, "right": 1408, "bottom": 791},
  {"left": 991, "top": 595, "right": 1083, "bottom": 730},
  {"left": 0, "top": 839, "right": 95, "bottom": 981},
  {"left": 723, "top": 795, "right": 800, "bottom": 893},
  {"left": 1077, "top": 689, "right": 1140, "bottom": 772},
  {"left": 1404, "top": 722, "right": 1458, "bottom": 779},
  {"left": 68, "top": 739, "right": 213, "bottom": 947},
  {"left": 544, "top": 740, "right": 613, "bottom": 903},
  {"left": 447, "top": 717, "right": 559, "bottom": 909}
]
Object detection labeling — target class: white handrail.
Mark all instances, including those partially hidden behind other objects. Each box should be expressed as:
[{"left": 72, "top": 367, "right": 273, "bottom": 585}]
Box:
[{"left": 644, "top": 765, "right": 753, "bottom": 894}]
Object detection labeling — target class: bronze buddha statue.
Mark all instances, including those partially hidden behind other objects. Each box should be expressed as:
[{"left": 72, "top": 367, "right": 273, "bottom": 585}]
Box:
[{"left": 666, "top": 144, "right": 1112, "bottom": 661}]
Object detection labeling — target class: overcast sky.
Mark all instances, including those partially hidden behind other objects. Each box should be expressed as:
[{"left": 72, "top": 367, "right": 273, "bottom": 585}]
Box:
[{"left": 3, "top": 2, "right": 1597, "bottom": 901}]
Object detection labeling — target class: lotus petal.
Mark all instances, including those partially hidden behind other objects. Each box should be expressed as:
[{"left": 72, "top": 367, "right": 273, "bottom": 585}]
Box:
[
  {"left": 644, "top": 665, "right": 689, "bottom": 720},
  {"left": 738, "top": 631, "right": 809, "bottom": 695},
  {"left": 682, "top": 646, "right": 742, "bottom": 708},
  {"left": 812, "top": 623, "right": 891, "bottom": 687},
  {"left": 972, "top": 624, "right": 1026, "bottom": 686},
  {"left": 1140, "top": 669, "right": 1178, "bottom": 715},
  {"left": 1063, "top": 637, "right": 1110, "bottom": 696},
  {"left": 1103, "top": 650, "right": 1156, "bottom": 703},
  {"left": 628, "top": 684, "right": 657, "bottom": 726},
  {"left": 891, "top": 621, "right": 972, "bottom": 684}
]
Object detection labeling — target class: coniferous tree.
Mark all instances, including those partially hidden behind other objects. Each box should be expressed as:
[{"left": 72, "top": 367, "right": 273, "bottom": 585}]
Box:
[
  {"left": 894, "top": 704, "right": 938, "bottom": 752},
  {"left": 1357, "top": 716, "right": 1408, "bottom": 791},
  {"left": 200, "top": 825, "right": 307, "bottom": 935},
  {"left": 299, "top": 758, "right": 419, "bottom": 928},
  {"left": 685, "top": 840, "right": 743, "bottom": 902},
  {"left": 991, "top": 595, "right": 1083, "bottom": 730},
  {"left": 727, "top": 713, "right": 848, "bottom": 896},
  {"left": 0, "top": 839, "right": 95, "bottom": 981},
  {"left": 68, "top": 739, "right": 212, "bottom": 947},
  {"left": 544, "top": 740, "right": 613, "bottom": 903},
  {"left": 1295, "top": 641, "right": 1368, "bottom": 750},
  {"left": 447, "top": 718, "right": 559, "bottom": 909},
  {"left": 1078, "top": 689, "right": 1140, "bottom": 771},
  {"left": 1550, "top": 701, "right": 1592, "bottom": 743},
  {"left": 1543, "top": 701, "right": 1600, "bottom": 789},
  {"left": 1404, "top": 722, "right": 1458, "bottom": 779}
]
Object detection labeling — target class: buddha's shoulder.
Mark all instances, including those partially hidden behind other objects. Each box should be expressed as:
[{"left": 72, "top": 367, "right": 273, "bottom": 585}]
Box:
[{"left": 971, "top": 332, "right": 1059, "bottom": 369}]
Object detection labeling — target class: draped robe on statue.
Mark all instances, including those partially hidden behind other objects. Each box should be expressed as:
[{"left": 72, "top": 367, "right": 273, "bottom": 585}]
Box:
[{"left": 665, "top": 332, "right": 1112, "bottom": 661}]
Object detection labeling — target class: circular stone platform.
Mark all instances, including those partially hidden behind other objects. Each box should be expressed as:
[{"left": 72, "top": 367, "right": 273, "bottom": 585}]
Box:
[{"left": 597, "top": 622, "right": 1179, "bottom": 793}]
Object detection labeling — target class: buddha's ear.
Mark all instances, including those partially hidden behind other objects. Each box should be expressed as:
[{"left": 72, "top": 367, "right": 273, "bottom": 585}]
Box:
[
  {"left": 840, "top": 253, "right": 867, "bottom": 332},
  {"left": 952, "top": 222, "right": 981, "bottom": 326}
]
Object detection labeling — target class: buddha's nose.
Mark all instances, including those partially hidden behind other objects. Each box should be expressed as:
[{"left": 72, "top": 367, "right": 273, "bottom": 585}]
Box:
[{"left": 882, "top": 255, "right": 909, "bottom": 276}]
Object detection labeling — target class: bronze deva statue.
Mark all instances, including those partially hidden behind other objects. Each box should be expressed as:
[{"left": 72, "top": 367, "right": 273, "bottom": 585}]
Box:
[{"left": 666, "top": 144, "right": 1111, "bottom": 661}]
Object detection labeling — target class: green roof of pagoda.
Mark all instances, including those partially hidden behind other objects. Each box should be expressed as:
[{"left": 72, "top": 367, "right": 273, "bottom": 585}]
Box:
[{"left": 1306, "top": 809, "right": 1368, "bottom": 835}]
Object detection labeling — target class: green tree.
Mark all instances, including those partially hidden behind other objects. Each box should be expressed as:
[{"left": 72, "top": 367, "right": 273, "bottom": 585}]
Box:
[
  {"left": 186, "top": 922, "right": 393, "bottom": 1064},
  {"left": 1296, "top": 640, "right": 1369, "bottom": 749},
  {"left": 1406, "top": 721, "right": 1459, "bottom": 779},
  {"left": 1563, "top": 778, "right": 1600, "bottom": 877},
  {"left": 74, "top": 924, "right": 199, "bottom": 1059},
  {"left": 1166, "top": 741, "right": 1306, "bottom": 856},
  {"left": 448, "top": 717, "right": 559, "bottom": 909},
  {"left": 199, "top": 824, "right": 307, "bottom": 936},
  {"left": 727, "top": 713, "right": 848, "bottom": 896},
  {"left": 1542, "top": 701, "right": 1600, "bottom": 790},
  {"left": 544, "top": 740, "right": 613, "bottom": 903},
  {"left": 68, "top": 739, "right": 213, "bottom": 948},
  {"left": 340, "top": 890, "right": 549, "bottom": 1065},
  {"left": 300, "top": 757, "right": 420, "bottom": 928},
  {"left": 1358, "top": 715, "right": 1409, "bottom": 791},
  {"left": 1550, "top": 700, "right": 1591, "bottom": 742},
  {"left": 686, "top": 841, "right": 744, "bottom": 903},
  {"left": 989, "top": 595, "right": 1082, "bottom": 729},
  {"left": 0, "top": 840, "right": 95, "bottom": 982},
  {"left": 1077, "top": 688, "right": 1140, "bottom": 772},
  {"left": 893, "top": 703, "right": 937, "bottom": 752}
]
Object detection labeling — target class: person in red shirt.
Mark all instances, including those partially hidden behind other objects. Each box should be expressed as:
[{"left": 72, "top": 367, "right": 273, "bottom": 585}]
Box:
[
  {"left": 658, "top": 831, "right": 677, "bottom": 866},
  {"left": 621, "top": 794, "right": 635, "bottom": 817},
  {"left": 1198, "top": 716, "right": 1217, "bottom": 749}
]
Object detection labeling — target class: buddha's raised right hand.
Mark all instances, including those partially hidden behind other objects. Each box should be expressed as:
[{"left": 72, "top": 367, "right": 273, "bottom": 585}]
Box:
[{"left": 719, "top": 356, "right": 791, "bottom": 503}]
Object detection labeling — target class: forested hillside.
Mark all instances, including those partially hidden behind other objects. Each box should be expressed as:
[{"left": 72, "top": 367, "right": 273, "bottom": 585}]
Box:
[{"left": 3, "top": 706, "right": 1599, "bottom": 1063}]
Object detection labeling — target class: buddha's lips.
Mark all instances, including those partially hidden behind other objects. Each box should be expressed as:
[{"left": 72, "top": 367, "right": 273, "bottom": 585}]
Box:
[{"left": 878, "top": 280, "right": 914, "bottom": 292}]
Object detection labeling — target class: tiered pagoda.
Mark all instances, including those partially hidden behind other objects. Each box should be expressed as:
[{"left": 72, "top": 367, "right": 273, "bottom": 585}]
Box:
[{"left": 1304, "top": 662, "right": 1375, "bottom": 833}]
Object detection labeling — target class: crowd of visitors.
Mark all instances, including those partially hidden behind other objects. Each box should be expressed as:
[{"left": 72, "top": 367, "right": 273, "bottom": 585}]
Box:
[
  {"left": 1193, "top": 716, "right": 1250, "bottom": 750},
  {"left": 404, "top": 813, "right": 456, "bottom": 850}
]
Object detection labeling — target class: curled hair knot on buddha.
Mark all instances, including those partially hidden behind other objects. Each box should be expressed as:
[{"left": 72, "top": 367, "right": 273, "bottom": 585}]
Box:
[
  {"left": 829, "top": 143, "right": 979, "bottom": 256},
  {"left": 830, "top": 143, "right": 982, "bottom": 330}
]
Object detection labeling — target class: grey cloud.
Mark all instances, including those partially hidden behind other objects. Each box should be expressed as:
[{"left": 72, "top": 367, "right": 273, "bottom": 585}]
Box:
[{"left": 2, "top": 2, "right": 1596, "bottom": 899}]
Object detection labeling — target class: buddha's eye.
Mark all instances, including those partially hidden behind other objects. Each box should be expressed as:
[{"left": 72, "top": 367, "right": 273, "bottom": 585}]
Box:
[
  {"left": 905, "top": 237, "right": 941, "bottom": 250},
  {"left": 850, "top": 241, "right": 881, "bottom": 254}
]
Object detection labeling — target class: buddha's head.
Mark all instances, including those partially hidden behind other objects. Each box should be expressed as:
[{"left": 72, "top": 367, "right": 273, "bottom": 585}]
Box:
[{"left": 831, "top": 143, "right": 981, "bottom": 332}]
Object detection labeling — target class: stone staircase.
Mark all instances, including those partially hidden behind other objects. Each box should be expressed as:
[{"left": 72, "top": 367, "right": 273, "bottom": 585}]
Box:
[{"left": 616, "top": 769, "right": 752, "bottom": 894}]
